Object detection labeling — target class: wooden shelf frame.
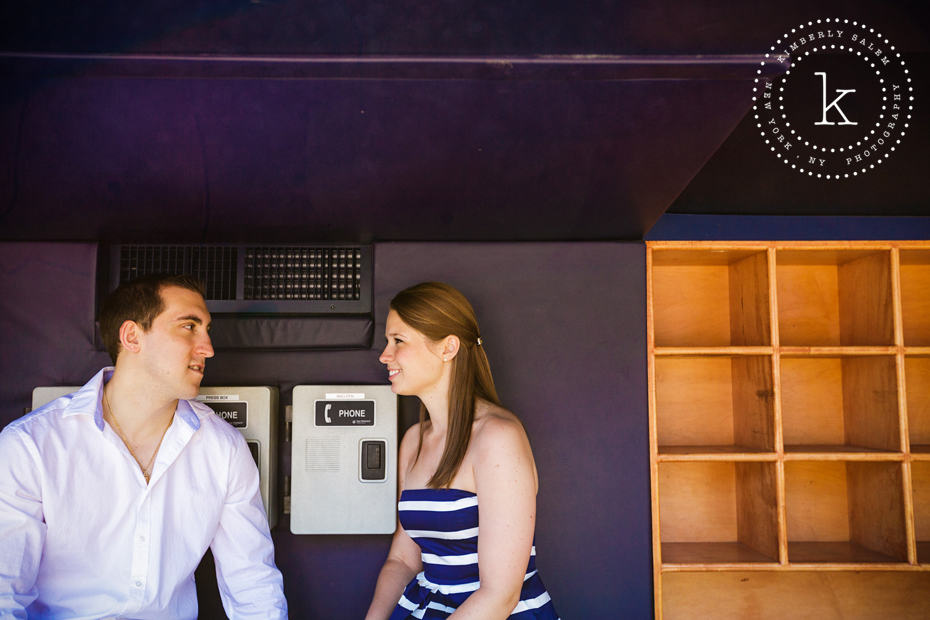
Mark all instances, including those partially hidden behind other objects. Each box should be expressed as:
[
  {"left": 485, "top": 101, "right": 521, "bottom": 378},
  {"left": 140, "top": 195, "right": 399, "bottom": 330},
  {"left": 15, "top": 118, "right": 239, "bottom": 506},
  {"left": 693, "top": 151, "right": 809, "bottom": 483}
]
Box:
[
  {"left": 647, "top": 241, "right": 930, "bottom": 619},
  {"left": 899, "top": 249, "right": 930, "bottom": 346},
  {"left": 914, "top": 461, "right": 930, "bottom": 565},
  {"left": 660, "top": 571, "right": 930, "bottom": 619}
]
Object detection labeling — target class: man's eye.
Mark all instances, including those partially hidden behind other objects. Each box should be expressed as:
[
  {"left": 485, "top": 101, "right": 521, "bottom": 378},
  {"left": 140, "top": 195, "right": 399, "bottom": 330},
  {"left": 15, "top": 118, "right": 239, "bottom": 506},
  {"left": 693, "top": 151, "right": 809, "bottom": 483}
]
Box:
[{"left": 183, "top": 324, "right": 195, "bottom": 330}]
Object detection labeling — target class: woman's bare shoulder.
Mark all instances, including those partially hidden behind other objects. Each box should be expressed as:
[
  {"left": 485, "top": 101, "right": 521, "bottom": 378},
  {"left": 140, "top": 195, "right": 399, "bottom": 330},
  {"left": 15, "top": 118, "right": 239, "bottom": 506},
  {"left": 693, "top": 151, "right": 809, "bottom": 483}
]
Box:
[
  {"left": 470, "top": 400, "right": 538, "bottom": 491},
  {"left": 472, "top": 401, "right": 529, "bottom": 449}
]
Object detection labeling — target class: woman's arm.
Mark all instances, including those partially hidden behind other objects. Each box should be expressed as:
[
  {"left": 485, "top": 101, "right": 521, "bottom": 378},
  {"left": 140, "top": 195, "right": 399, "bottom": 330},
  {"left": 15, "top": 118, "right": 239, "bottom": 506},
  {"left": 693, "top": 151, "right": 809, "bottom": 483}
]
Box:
[
  {"left": 364, "top": 425, "right": 424, "bottom": 620},
  {"left": 449, "top": 416, "right": 538, "bottom": 620},
  {"left": 364, "top": 530, "right": 422, "bottom": 620}
]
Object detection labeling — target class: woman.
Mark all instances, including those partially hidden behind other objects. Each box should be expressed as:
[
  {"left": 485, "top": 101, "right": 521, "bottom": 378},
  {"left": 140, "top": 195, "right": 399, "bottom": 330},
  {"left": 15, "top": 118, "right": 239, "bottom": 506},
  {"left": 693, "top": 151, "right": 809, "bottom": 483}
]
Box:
[{"left": 365, "top": 282, "right": 559, "bottom": 620}]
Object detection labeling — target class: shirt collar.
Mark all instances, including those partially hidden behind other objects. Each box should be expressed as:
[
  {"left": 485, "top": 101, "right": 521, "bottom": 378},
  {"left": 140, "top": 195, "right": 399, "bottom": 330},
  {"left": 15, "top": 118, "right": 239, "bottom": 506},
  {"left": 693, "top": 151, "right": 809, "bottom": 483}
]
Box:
[
  {"left": 58, "top": 367, "right": 110, "bottom": 430},
  {"left": 61, "top": 367, "right": 201, "bottom": 432},
  {"left": 175, "top": 398, "right": 203, "bottom": 431}
]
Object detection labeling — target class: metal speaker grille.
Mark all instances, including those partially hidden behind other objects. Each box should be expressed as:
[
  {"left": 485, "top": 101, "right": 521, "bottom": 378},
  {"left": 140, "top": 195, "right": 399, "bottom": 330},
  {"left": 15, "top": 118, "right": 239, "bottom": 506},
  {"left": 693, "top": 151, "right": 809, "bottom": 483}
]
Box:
[
  {"left": 244, "top": 247, "right": 362, "bottom": 301},
  {"left": 119, "top": 245, "right": 237, "bottom": 300},
  {"left": 306, "top": 437, "right": 341, "bottom": 472}
]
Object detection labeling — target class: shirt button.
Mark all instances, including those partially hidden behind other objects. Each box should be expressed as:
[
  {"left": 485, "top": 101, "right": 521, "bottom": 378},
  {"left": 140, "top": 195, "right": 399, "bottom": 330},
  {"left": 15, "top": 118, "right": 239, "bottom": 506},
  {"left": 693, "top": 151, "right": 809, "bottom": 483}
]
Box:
[
  {"left": 135, "top": 580, "right": 143, "bottom": 588},
  {"left": 139, "top": 535, "right": 145, "bottom": 542}
]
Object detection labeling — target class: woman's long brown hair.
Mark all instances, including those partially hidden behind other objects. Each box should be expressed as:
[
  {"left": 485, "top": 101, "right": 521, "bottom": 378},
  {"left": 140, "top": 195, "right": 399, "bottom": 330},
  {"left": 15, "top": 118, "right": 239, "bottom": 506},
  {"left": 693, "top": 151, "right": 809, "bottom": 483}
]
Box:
[{"left": 390, "top": 282, "right": 500, "bottom": 488}]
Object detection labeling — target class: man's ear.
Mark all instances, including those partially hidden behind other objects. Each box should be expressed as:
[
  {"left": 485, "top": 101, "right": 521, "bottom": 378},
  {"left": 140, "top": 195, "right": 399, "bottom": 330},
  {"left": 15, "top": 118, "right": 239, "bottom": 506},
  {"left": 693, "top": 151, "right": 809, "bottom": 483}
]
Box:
[
  {"left": 118, "top": 320, "right": 142, "bottom": 354},
  {"left": 441, "top": 335, "right": 460, "bottom": 362}
]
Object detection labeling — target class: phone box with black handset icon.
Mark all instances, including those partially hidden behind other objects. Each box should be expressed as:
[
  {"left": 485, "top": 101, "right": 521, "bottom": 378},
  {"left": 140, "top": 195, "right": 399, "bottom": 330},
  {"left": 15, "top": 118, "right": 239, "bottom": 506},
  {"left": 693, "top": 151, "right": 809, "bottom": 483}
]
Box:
[
  {"left": 195, "top": 386, "right": 279, "bottom": 529},
  {"left": 290, "top": 384, "right": 396, "bottom": 534}
]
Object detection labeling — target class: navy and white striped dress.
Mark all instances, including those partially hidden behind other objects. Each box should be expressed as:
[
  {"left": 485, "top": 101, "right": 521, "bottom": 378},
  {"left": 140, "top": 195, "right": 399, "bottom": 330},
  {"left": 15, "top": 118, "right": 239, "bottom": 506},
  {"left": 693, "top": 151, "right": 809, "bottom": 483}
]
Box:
[{"left": 389, "top": 488, "right": 559, "bottom": 620}]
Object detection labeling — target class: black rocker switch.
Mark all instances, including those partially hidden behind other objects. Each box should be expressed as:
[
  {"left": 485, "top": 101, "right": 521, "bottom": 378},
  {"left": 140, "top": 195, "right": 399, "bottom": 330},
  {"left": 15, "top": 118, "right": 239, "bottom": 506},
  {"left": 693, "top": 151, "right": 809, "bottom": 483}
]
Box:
[{"left": 361, "top": 440, "right": 386, "bottom": 481}]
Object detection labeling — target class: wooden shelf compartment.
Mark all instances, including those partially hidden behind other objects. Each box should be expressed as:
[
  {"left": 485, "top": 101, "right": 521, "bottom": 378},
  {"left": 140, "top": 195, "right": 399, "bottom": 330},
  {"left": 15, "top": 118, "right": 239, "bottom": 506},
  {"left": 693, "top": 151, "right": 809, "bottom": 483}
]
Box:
[
  {"left": 905, "top": 356, "right": 930, "bottom": 454},
  {"left": 915, "top": 462, "right": 930, "bottom": 565},
  {"left": 785, "top": 461, "right": 908, "bottom": 564},
  {"left": 658, "top": 461, "right": 779, "bottom": 565},
  {"left": 648, "top": 242, "right": 930, "bottom": 620},
  {"left": 650, "top": 249, "right": 771, "bottom": 347},
  {"left": 900, "top": 250, "right": 930, "bottom": 346},
  {"left": 660, "top": 571, "right": 930, "bottom": 620},
  {"left": 780, "top": 355, "right": 901, "bottom": 453},
  {"left": 776, "top": 249, "right": 893, "bottom": 346},
  {"left": 654, "top": 355, "right": 775, "bottom": 454}
]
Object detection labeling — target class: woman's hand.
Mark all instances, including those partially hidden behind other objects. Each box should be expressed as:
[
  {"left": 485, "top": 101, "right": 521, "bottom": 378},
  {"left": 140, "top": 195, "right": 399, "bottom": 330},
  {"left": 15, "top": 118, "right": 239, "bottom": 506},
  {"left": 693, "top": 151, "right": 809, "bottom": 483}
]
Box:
[{"left": 364, "top": 531, "right": 422, "bottom": 620}]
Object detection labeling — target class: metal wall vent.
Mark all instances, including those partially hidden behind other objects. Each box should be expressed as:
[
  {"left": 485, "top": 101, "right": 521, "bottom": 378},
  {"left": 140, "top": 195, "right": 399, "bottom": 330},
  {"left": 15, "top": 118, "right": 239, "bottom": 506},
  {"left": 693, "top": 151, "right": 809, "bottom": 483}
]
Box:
[
  {"left": 119, "top": 245, "right": 238, "bottom": 300},
  {"left": 107, "top": 244, "right": 372, "bottom": 315},
  {"left": 244, "top": 247, "right": 362, "bottom": 301}
]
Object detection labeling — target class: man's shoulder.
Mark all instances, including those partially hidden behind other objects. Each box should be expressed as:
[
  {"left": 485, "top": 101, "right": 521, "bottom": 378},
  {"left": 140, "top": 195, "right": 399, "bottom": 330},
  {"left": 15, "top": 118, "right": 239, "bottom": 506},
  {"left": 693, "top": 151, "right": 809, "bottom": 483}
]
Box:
[
  {"left": 5, "top": 368, "right": 108, "bottom": 439},
  {"left": 0, "top": 395, "right": 88, "bottom": 464},
  {"left": 4, "top": 392, "right": 78, "bottom": 437}
]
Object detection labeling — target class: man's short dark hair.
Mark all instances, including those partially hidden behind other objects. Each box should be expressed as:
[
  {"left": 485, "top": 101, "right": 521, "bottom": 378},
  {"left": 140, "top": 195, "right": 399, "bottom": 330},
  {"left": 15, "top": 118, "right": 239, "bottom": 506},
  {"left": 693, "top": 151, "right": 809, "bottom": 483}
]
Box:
[{"left": 99, "top": 274, "right": 206, "bottom": 363}]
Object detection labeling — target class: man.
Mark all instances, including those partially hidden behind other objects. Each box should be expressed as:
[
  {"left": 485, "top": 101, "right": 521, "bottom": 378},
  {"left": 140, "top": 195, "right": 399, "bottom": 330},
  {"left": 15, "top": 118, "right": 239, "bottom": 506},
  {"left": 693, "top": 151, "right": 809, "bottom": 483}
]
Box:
[{"left": 0, "top": 274, "right": 288, "bottom": 618}]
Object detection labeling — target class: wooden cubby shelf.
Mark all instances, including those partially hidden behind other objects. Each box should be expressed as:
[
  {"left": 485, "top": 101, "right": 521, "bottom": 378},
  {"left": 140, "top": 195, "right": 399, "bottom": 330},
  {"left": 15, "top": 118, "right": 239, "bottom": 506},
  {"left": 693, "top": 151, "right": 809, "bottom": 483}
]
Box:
[
  {"left": 900, "top": 250, "right": 930, "bottom": 346},
  {"left": 785, "top": 461, "right": 907, "bottom": 564},
  {"left": 654, "top": 354, "right": 774, "bottom": 455},
  {"left": 648, "top": 242, "right": 930, "bottom": 619},
  {"left": 651, "top": 249, "right": 770, "bottom": 347},
  {"left": 658, "top": 461, "right": 779, "bottom": 566},
  {"left": 775, "top": 249, "right": 894, "bottom": 347},
  {"left": 780, "top": 354, "right": 901, "bottom": 454},
  {"left": 906, "top": 356, "right": 930, "bottom": 457},
  {"left": 915, "top": 462, "right": 930, "bottom": 565}
]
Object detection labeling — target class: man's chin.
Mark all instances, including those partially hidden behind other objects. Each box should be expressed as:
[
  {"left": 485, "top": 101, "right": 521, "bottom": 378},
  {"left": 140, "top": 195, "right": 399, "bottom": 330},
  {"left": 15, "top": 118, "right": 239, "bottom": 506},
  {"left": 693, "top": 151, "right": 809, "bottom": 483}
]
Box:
[{"left": 179, "top": 382, "right": 203, "bottom": 400}]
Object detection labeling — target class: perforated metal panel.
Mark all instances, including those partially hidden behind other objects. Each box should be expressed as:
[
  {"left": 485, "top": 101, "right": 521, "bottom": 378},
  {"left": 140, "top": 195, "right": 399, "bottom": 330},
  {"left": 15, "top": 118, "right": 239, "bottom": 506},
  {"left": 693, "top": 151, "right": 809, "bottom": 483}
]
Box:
[
  {"left": 119, "top": 245, "right": 238, "bottom": 300},
  {"left": 244, "top": 247, "right": 362, "bottom": 301},
  {"left": 106, "top": 244, "right": 372, "bottom": 314}
]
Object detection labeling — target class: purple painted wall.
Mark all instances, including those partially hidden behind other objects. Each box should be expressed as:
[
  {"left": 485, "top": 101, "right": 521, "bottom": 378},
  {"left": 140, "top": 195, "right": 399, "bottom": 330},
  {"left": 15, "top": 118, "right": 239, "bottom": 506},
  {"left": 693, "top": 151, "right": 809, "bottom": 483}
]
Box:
[{"left": 0, "top": 241, "right": 651, "bottom": 618}]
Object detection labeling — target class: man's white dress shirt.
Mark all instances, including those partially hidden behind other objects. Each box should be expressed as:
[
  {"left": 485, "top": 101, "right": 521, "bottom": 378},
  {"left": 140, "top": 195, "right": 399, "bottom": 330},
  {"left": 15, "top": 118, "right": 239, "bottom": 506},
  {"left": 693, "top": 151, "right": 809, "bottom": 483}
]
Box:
[{"left": 0, "top": 368, "right": 288, "bottom": 619}]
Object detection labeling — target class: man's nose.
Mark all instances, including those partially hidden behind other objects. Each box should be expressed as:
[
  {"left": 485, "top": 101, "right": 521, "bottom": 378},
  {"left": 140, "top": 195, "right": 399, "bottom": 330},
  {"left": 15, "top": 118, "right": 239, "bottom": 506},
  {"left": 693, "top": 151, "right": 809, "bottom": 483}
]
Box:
[{"left": 199, "top": 334, "right": 215, "bottom": 358}]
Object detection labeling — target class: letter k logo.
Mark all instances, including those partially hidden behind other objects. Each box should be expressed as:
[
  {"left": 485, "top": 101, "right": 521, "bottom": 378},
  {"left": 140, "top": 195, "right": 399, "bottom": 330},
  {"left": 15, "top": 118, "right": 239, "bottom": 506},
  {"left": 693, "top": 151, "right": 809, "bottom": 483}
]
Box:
[{"left": 814, "top": 72, "right": 858, "bottom": 125}]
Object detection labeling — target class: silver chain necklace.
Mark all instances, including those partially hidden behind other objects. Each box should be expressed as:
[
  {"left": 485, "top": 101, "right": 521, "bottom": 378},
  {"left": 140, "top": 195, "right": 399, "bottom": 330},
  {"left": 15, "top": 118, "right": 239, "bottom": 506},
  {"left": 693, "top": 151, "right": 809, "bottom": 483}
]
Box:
[{"left": 103, "top": 387, "right": 170, "bottom": 483}]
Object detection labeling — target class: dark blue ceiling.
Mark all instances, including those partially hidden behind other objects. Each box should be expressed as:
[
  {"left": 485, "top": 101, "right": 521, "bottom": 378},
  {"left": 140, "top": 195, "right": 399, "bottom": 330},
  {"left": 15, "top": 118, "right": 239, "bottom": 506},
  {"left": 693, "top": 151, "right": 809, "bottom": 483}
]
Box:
[
  {"left": 1, "top": 1, "right": 927, "bottom": 243},
  {"left": 2, "top": 0, "right": 927, "bottom": 56}
]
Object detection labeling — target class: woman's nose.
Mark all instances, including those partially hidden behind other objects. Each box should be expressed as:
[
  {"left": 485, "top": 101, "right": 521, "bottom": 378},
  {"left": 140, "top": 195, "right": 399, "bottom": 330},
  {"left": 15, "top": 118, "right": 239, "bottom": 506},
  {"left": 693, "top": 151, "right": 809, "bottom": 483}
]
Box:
[{"left": 378, "top": 345, "right": 390, "bottom": 364}]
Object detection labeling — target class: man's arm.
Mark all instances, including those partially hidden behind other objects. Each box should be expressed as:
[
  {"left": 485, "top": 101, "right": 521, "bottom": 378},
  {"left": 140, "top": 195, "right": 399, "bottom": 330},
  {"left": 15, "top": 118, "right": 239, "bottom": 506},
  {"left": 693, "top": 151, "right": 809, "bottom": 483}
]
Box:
[
  {"left": 0, "top": 426, "right": 46, "bottom": 618},
  {"left": 210, "top": 431, "right": 287, "bottom": 619}
]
